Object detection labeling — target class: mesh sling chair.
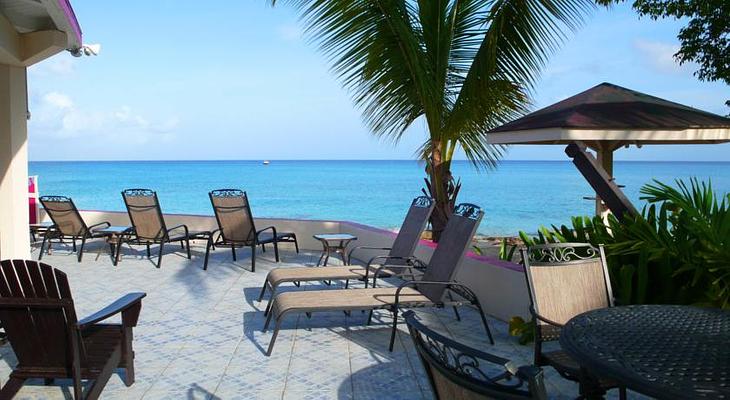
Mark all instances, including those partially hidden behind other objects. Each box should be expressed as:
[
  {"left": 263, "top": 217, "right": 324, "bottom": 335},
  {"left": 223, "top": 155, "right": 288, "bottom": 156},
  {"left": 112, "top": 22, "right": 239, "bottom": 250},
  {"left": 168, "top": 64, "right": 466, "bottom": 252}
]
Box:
[
  {"left": 263, "top": 203, "right": 494, "bottom": 356},
  {"left": 205, "top": 189, "right": 299, "bottom": 272},
  {"left": 258, "top": 196, "right": 434, "bottom": 307},
  {"left": 520, "top": 243, "right": 626, "bottom": 399},
  {"left": 0, "top": 259, "right": 145, "bottom": 400},
  {"left": 38, "top": 196, "right": 112, "bottom": 262},
  {"left": 121, "top": 189, "right": 209, "bottom": 268},
  {"left": 404, "top": 311, "right": 548, "bottom": 400}
]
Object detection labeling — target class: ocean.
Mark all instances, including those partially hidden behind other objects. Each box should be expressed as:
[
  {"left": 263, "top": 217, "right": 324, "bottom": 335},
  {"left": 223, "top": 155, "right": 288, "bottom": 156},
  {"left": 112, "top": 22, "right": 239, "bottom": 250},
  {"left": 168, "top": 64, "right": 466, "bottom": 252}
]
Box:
[{"left": 28, "top": 160, "right": 730, "bottom": 236}]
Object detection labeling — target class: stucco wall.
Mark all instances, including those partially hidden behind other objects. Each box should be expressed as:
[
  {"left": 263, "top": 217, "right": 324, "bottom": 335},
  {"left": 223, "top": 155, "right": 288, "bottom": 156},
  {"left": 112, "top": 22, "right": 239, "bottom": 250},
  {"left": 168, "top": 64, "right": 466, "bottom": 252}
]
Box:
[{"left": 40, "top": 210, "right": 531, "bottom": 321}]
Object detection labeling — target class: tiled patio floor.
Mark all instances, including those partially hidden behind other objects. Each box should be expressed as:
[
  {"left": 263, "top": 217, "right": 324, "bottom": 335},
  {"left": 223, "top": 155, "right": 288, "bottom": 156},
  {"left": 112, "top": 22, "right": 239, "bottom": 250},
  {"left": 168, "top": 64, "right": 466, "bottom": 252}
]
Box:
[{"left": 0, "top": 240, "right": 603, "bottom": 399}]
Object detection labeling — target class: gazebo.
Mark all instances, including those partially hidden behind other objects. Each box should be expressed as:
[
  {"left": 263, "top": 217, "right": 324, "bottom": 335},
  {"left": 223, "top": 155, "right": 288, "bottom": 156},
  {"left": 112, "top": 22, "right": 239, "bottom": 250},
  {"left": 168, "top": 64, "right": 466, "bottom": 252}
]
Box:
[{"left": 488, "top": 82, "right": 730, "bottom": 216}]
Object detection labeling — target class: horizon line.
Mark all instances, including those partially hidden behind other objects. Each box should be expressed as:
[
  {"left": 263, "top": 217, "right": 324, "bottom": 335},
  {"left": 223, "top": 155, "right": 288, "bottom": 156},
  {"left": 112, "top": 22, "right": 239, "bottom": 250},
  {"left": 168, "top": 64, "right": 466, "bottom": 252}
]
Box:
[{"left": 28, "top": 158, "right": 730, "bottom": 163}]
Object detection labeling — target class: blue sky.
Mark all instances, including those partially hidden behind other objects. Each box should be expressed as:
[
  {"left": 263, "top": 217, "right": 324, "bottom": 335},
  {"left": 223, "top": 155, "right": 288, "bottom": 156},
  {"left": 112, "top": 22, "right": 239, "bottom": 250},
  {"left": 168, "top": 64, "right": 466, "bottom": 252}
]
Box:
[{"left": 27, "top": 1, "right": 729, "bottom": 161}]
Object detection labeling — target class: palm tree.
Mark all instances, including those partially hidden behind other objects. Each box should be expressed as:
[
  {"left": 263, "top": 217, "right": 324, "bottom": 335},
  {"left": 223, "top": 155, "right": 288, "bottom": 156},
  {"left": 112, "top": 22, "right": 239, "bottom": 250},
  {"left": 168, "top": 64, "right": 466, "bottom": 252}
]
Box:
[{"left": 271, "top": 0, "right": 595, "bottom": 241}]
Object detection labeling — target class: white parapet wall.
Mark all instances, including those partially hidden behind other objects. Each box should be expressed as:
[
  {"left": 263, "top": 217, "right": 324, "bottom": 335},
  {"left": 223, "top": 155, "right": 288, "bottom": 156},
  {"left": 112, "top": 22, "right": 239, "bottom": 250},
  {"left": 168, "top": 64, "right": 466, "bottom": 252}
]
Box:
[{"left": 41, "top": 210, "right": 532, "bottom": 321}]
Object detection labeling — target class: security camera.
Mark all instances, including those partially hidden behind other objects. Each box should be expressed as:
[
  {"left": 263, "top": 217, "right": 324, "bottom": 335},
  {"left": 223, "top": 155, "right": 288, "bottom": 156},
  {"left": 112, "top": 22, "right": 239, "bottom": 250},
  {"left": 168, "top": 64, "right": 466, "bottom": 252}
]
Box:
[{"left": 70, "top": 43, "right": 101, "bottom": 57}]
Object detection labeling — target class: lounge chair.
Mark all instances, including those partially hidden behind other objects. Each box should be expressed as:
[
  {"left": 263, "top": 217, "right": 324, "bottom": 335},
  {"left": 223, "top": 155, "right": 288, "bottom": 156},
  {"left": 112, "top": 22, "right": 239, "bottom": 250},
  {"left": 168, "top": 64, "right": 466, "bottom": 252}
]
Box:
[
  {"left": 38, "top": 196, "right": 112, "bottom": 262},
  {"left": 263, "top": 203, "right": 493, "bottom": 355},
  {"left": 257, "top": 196, "right": 434, "bottom": 307},
  {"left": 0, "top": 259, "right": 146, "bottom": 399},
  {"left": 204, "top": 189, "right": 299, "bottom": 271},
  {"left": 404, "top": 310, "right": 548, "bottom": 399},
  {"left": 121, "top": 189, "right": 209, "bottom": 268},
  {"left": 520, "top": 243, "right": 625, "bottom": 399}
]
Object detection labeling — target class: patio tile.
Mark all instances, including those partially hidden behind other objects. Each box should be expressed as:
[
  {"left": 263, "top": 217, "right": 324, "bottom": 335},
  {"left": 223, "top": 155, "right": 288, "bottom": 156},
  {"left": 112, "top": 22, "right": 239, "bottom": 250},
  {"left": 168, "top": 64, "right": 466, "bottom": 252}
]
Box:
[{"left": 0, "top": 244, "right": 580, "bottom": 399}]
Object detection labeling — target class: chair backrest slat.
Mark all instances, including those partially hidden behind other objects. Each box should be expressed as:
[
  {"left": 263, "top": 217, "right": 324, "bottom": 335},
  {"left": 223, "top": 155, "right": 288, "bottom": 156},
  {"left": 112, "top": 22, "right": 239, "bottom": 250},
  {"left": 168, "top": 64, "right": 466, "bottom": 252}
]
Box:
[
  {"left": 40, "top": 196, "right": 88, "bottom": 237},
  {"left": 122, "top": 189, "right": 167, "bottom": 241},
  {"left": 521, "top": 243, "right": 613, "bottom": 326},
  {"left": 0, "top": 260, "right": 76, "bottom": 369},
  {"left": 388, "top": 196, "right": 434, "bottom": 264},
  {"left": 209, "top": 189, "right": 257, "bottom": 244},
  {"left": 418, "top": 203, "right": 483, "bottom": 302}
]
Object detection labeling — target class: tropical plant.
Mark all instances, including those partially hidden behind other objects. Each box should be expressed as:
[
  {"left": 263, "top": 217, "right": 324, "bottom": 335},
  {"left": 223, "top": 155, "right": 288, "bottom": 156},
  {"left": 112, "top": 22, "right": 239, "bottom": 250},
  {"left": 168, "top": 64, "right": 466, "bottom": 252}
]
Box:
[
  {"left": 520, "top": 178, "right": 730, "bottom": 309},
  {"left": 270, "top": 0, "right": 596, "bottom": 240}
]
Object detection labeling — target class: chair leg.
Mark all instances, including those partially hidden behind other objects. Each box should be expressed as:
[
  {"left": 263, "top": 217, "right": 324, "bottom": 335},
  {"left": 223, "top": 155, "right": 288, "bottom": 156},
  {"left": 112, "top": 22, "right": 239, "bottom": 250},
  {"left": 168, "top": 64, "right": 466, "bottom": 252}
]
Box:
[
  {"left": 85, "top": 347, "right": 121, "bottom": 400},
  {"left": 367, "top": 310, "right": 374, "bottom": 325},
  {"left": 293, "top": 235, "right": 299, "bottom": 253},
  {"left": 472, "top": 298, "right": 495, "bottom": 345},
  {"left": 122, "top": 327, "right": 135, "bottom": 386},
  {"left": 231, "top": 246, "right": 237, "bottom": 261},
  {"left": 0, "top": 377, "right": 25, "bottom": 399},
  {"left": 146, "top": 242, "right": 151, "bottom": 258},
  {"left": 77, "top": 237, "right": 87, "bottom": 262},
  {"left": 273, "top": 240, "right": 280, "bottom": 262},
  {"left": 266, "top": 319, "right": 281, "bottom": 356},
  {"left": 264, "top": 295, "right": 275, "bottom": 316},
  {"left": 156, "top": 242, "right": 164, "bottom": 268},
  {"left": 258, "top": 280, "right": 269, "bottom": 302},
  {"left": 251, "top": 245, "right": 256, "bottom": 272},
  {"left": 72, "top": 238, "right": 77, "bottom": 252},
  {"left": 389, "top": 307, "right": 399, "bottom": 351},
  {"left": 180, "top": 240, "right": 185, "bottom": 249},
  {"left": 263, "top": 307, "right": 275, "bottom": 331},
  {"left": 186, "top": 238, "right": 191, "bottom": 259},
  {"left": 38, "top": 234, "right": 48, "bottom": 260},
  {"left": 261, "top": 244, "right": 266, "bottom": 253},
  {"left": 203, "top": 238, "right": 212, "bottom": 271}
]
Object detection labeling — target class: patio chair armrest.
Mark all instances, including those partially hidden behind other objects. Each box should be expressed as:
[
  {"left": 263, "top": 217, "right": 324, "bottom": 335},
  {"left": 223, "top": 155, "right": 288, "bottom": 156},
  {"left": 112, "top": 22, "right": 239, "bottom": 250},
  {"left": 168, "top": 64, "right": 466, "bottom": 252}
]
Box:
[
  {"left": 256, "top": 226, "right": 277, "bottom": 237},
  {"left": 395, "top": 280, "right": 480, "bottom": 306},
  {"left": 167, "top": 224, "right": 190, "bottom": 237},
  {"left": 529, "top": 305, "right": 564, "bottom": 328},
  {"left": 369, "top": 257, "right": 425, "bottom": 287},
  {"left": 88, "top": 221, "right": 111, "bottom": 232},
  {"left": 347, "top": 246, "right": 392, "bottom": 262},
  {"left": 77, "top": 292, "right": 147, "bottom": 330}
]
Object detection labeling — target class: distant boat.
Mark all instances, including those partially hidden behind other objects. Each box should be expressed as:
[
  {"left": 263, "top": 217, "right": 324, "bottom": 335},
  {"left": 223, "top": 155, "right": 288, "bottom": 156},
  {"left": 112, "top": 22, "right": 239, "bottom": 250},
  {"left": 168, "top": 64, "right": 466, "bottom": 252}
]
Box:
[{"left": 262, "top": 160, "right": 270, "bottom": 165}]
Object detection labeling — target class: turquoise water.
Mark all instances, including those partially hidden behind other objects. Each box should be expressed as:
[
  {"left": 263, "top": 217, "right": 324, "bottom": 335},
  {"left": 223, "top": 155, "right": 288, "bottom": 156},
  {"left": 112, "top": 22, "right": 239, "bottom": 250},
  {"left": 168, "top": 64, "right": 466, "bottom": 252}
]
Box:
[{"left": 28, "top": 160, "right": 730, "bottom": 236}]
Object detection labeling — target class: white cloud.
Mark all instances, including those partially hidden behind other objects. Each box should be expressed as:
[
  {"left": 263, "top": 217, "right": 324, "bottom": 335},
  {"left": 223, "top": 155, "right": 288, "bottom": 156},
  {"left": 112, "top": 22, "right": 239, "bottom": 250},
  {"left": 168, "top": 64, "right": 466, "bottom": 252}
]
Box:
[
  {"left": 633, "top": 39, "right": 689, "bottom": 74},
  {"left": 28, "top": 55, "right": 77, "bottom": 77},
  {"left": 29, "top": 91, "right": 179, "bottom": 144}
]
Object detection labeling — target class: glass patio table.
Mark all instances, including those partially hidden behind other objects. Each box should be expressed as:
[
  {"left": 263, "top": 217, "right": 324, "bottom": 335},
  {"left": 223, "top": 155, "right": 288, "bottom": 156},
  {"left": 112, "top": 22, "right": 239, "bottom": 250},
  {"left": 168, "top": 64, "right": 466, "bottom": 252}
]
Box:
[
  {"left": 560, "top": 304, "right": 730, "bottom": 400},
  {"left": 312, "top": 233, "right": 357, "bottom": 266}
]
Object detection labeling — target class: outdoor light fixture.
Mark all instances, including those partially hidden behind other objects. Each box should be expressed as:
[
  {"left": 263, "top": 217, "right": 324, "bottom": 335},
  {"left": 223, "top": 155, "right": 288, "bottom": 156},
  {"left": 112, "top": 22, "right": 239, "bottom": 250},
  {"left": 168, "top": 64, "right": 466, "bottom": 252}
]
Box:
[{"left": 70, "top": 43, "right": 101, "bottom": 57}]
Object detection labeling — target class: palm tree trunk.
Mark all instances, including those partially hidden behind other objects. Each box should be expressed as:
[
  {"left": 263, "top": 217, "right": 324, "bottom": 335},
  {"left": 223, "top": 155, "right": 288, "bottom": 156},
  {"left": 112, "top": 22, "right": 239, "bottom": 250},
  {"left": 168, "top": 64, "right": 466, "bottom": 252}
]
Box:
[{"left": 426, "top": 140, "right": 455, "bottom": 242}]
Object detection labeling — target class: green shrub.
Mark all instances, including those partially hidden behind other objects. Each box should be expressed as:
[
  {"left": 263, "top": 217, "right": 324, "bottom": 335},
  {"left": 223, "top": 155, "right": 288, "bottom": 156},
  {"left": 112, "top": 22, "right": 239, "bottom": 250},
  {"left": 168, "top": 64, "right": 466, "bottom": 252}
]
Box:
[{"left": 519, "top": 178, "right": 730, "bottom": 309}]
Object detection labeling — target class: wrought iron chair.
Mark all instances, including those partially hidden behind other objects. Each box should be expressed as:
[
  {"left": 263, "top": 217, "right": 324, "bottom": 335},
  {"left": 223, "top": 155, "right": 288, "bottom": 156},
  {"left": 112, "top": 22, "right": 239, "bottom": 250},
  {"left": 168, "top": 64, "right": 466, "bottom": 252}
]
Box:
[
  {"left": 405, "top": 311, "right": 547, "bottom": 399},
  {"left": 520, "top": 243, "right": 625, "bottom": 399},
  {"left": 39, "top": 196, "right": 112, "bottom": 262},
  {"left": 206, "top": 189, "right": 299, "bottom": 271},
  {"left": 121, "top": 189, "right": 209, "bottom": 268}
]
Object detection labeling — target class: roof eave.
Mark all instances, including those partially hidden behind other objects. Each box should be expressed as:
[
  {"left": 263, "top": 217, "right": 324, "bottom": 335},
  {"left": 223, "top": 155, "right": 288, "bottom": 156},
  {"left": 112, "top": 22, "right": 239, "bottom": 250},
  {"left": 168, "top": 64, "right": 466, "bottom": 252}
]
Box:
[
  {"left": 487, "top": 127, "right": 730, "bottom": 145},
  {"left": 42, "top": 0, "right": 82, "bottom": 50}
]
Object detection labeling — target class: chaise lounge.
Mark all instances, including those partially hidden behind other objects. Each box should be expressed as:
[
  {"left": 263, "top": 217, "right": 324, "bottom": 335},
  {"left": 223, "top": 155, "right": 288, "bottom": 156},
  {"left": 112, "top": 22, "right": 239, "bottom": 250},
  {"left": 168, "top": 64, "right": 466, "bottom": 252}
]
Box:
[
  {"left": 38, "top": 196, "right": 112, "bottom": 262},
  {"left": 258, "top": 196, "right": 434, "bottom": 309},
  {"left": 263, "top": 203, "right": 493, "bottom": 356},
  {"left": 205, "top": 189, "right": 299, "bottom": 271},
  {"left": 121, "top": 188, "right": 210, "bottom": 268}
]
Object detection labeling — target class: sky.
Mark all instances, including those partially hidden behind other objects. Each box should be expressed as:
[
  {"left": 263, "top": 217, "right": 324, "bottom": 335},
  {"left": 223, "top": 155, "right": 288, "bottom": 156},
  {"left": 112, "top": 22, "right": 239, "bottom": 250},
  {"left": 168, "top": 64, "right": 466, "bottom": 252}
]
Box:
[{"left": 27, "top": 1, "right": 729, "bottom": 162}]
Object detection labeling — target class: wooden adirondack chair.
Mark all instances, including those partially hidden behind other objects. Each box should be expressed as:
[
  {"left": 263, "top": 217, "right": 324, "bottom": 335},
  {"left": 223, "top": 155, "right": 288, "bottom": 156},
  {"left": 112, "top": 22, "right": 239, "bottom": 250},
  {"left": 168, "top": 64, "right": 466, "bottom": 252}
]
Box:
[{"left": 0, "top": 259, "right": 146, "bottom": 399}]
